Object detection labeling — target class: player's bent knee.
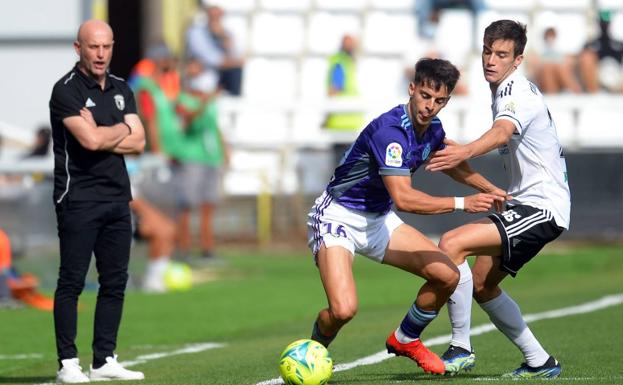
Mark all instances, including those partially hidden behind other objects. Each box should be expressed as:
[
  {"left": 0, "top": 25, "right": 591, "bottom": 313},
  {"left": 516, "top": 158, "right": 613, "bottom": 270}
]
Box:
[
  {"left": 438, "top": 232, "right": 467, "bottom": 263},
  {"left": 329, "top": 304, "right": 357, "bottom": 324},
  {"left": 429, "top": 264, "right": 460, "bottom": 294}
]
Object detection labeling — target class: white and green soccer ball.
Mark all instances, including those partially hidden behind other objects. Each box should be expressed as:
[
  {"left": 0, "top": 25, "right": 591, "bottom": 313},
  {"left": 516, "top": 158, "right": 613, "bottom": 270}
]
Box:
[
  {"left": 163, "top": 262, "right": 193, "bottom": 291},
  {"left": 279, "top": 339, "right": 333, "bottom": 385}
]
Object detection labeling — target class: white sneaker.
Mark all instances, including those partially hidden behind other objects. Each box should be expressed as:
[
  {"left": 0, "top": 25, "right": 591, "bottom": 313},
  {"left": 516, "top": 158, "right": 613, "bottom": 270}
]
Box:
[
  {"left": 89, "top": 355, "right": 144, "bottom": 381},
  {"left": 56, "top": 358, "right": 90, "bottom": 383}
]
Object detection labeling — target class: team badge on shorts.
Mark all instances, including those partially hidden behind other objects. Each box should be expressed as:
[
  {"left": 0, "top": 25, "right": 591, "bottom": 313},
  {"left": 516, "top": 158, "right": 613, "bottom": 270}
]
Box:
[
  {"left": 114, "top": 94, "right": 125, "bottom": 110},
  {"left": 385, "top": 142, "right": 403, "bottom": 167}
]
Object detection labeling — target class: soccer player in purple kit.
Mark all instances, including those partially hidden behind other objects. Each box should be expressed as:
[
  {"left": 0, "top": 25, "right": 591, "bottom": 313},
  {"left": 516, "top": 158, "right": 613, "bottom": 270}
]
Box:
[{"left": 307, "top": 58, "right": 508, "bottom": 374}]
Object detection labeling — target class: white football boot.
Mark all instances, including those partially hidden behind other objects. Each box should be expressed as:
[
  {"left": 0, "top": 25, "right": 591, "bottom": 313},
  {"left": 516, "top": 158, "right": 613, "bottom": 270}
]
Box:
[
  {"left": 56, "top": 358, "right": 90, "bottom": 383},
  {"left": 89, "top": 355, "right": 144, "bottom": 381}
]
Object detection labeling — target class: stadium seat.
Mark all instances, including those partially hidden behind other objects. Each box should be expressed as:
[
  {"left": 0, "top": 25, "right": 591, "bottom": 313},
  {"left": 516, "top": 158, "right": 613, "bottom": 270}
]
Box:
[
  {"left": 484, "top": 0, "right": 536, "bottom": 11},
  {"left": 307, "top": 12, "right": 362, "bottom": 54},
  {"left": 225, "top": 150, "right": 286, "bottom": 195},
  {"left": 314, "top": 0, "right": 368, "bottom": 11},
  {"left": 435, "top": 9, "right": 474, "bottom": 67},
  {"left": 362, "top": 12, "right": 416, "bottom": 54},
  {"left": 532, "top": 11, "right": 588, "bottom": 54},
  {"left": 223, "top": 15, "right": 249, "bottom": 55},
  {"left": 233, "top": 109, "right": 290, "bottom": 145},
  {"left": 300, "top": 58, "right": 330, "bottom": 99},
  {"left": 476, "top": 10, "right": 531, "bottom": 48},
  {"left": 250, "top": 12, "right": 305, "bottom": 55},
  {"left": 537, "top": 0, "right": 590, "bottom": 11},
  {"left": 357, "top": 57, "right": 405, "bottom": 98},
  {"left": 610, "top": 11, "right": 623, "bottom": 41},
  {"left": 596, "top": 0, "right": 623, "bottom": 10},
  {"left": 258, "top": 0, "right": 312, "bottom": 11},
  {"left": 242, "top": 58, "right": 298, "bottom": 99},
  {"left": 368, "top": 0, "right": 414, "bottom": 11},
  {"left": 209, "top": 0, "right": 256, "bottom": 13}
]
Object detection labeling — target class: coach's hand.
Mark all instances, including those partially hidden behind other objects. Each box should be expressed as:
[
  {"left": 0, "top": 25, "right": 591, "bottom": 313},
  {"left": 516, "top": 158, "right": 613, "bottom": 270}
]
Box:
[{"left": 464, "top": 193, "right": 505, "bottom": 213}]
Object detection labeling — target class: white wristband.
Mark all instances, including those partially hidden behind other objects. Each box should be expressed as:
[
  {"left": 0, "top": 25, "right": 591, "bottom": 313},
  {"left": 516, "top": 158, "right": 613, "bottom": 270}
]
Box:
[{"left": 454, "top": 197, "right": 465, "bottom": 211}]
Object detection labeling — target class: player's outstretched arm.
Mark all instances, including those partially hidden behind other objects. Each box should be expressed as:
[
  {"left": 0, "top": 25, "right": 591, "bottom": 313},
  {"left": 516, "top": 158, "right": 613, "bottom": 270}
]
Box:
[
  {"left": 426, "top": 120, "right": 516, "bottom": 172},
  {"left": 383, "top": 174, "right": 502, "bottom": 215}
]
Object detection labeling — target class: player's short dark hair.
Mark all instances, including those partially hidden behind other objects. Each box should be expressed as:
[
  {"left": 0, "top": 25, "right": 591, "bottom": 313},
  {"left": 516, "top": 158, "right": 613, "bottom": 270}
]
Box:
[
  {"left": 484, "top": 20, "right": 527, "bottom": 57},
  {"left": 413, "top": 58, "right": 460, "bottom": 94}
]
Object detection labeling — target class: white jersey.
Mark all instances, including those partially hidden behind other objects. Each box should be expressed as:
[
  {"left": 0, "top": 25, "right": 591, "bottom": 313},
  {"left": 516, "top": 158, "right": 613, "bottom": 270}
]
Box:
[{"left": 492, "top": 71, "right": 571, "bottom": 229}]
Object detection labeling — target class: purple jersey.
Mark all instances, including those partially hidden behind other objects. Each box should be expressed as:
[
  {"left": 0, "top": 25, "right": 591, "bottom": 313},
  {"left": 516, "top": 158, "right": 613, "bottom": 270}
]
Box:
[{"left": 326, "top": 104, "right": 446, "bottom": 213}]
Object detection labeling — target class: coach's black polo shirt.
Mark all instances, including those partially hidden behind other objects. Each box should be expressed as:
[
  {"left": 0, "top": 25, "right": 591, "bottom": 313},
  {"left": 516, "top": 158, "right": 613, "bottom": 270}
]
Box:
[{"left": 49, "top": 65, "right": 137, "bottom": 203}]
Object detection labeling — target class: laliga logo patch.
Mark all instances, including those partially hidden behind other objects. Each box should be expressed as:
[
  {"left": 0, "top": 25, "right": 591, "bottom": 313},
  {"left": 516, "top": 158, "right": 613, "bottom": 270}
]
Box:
[
  {"left": 114, "top": 94, "right": 125, "bottom": 110},
  {"left": 385, "top": 142, "right": 403, "bottom": 167}
]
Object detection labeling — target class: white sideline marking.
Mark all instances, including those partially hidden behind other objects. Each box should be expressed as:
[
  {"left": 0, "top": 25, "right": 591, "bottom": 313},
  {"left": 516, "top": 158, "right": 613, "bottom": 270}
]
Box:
[
  {"left": 34, "top": 342, "right": 225, "bottom": 385},
  {"left": 0, "top": 353, "right": 43, "bottom": 360},
  {"left": 120, "top": 342, "right": 225, "bottom": 367},
  {"left": 253, "top": 293, "right": 623, "bottom": 385}
]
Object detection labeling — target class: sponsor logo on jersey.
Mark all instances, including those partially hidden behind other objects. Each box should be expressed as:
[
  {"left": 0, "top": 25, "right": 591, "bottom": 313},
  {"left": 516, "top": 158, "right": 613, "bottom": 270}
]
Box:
[
  {"left": 114, "top": 94, "right": 125, "bottom": 110},
  {"left": 385, "top": 142, "right": 403, "bottom": 167},
  {"left": 498, "top": 80, "right": 514, "bottom": 98}
]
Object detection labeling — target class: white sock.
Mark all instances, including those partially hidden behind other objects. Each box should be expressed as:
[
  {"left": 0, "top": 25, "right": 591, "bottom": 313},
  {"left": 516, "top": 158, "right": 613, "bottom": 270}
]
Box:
[
  {"left": 448, "top": 261, "right": 473, "bottom": 351},
  {"left": 394, "top": 326, "right": 417, "bottom": 343},
  {"left": 143, "top": 257, "right": 170, "bottom": 291},
  {"left": 479, "top": 291, "right": 549, "bottom": 367}
]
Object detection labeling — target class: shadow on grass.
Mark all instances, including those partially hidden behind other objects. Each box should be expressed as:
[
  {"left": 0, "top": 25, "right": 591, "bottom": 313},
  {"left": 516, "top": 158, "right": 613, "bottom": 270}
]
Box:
[{"left": 0, "top": 376, "right": 54, "bottom": 384}]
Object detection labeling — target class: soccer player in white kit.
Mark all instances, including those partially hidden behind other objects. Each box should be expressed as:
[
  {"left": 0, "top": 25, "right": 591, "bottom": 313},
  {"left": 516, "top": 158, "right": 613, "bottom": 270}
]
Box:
[{"left": 426, "top": 20, "right": 571, "bottom": 378}]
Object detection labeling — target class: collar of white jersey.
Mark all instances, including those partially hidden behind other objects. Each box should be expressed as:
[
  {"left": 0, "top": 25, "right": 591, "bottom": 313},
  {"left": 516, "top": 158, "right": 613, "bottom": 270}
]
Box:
[{"left": 493, "top": 69, "right": 522, "bottom": 96}]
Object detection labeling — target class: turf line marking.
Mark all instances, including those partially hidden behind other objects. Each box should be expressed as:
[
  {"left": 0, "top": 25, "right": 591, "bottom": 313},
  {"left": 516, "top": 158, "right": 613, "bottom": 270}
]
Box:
[
  {"left": 253, "top": 293, "right": 623, "bottom": 385},
  {"left": 33, "top": 342, "right": 225, "bottom": 385},
  {"left": 120, "top": 342, "right": 226, "bottom": 367},
  {"left": 0, "top": 353, "right": 43, "bottom": 360}
]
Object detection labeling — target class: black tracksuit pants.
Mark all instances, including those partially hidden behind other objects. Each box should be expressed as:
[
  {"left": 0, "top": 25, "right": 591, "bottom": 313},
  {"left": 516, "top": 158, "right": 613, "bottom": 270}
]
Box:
[{"left": 54, "top": 200, "right": 131, "bottom": 365}]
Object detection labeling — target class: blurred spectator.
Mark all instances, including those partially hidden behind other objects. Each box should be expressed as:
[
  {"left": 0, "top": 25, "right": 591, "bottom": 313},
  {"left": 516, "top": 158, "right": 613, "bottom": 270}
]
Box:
[
  {"left": 130, "top": 42, "right": 186, "bottom": 157},
  {"left": 324, "top": 34, "right": 365, "bottom": 131},
  {"left": 529, "top": 27, "right": 582, "bottom": 94},
  {"left": 579, "top": 10, "right": 623, "bottom": 93},
  {"left": 416, "top": 0, "right": 485, "bottom": 40},
  {"left": 174, "top": 58, "right": 229, "bottom": 259},
  {"left": 125, "top": 159, "right": 177, "bottom": 293},
  {"left": 186, "top": 3, "right": 244, "bottom": 96},
  {"left": 23, "top": 126, "right": 51, "bottom": 158}
]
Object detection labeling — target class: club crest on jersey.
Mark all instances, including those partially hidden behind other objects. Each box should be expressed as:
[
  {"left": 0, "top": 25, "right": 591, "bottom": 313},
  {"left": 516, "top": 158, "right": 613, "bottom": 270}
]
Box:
[
  {"left": 385, "top": 142, "right": 403, "bottom": 167},
  {"left": 503, "top": 101, "right": 516, "bottom": 114},
  {"left": 422, "top": 143, "right": 431, "bottom": 160},
  {"left": 114, "top": 94, "right": 125, "bottom": 110}
]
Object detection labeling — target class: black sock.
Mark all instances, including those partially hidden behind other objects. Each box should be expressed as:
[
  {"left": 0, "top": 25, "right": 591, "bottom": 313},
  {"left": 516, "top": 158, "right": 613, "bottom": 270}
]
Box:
[{"left": 311, "top": 321, "right": 336, "bottom": 348}]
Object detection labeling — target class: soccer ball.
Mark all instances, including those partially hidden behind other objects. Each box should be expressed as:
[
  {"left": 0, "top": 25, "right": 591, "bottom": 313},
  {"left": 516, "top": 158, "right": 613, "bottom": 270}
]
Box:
[
  {"left": 163, "top": 262, "right": 193, "bottom": 291},
  {"left": 279, "top": 339, "right": 333, "bottom": 385}
]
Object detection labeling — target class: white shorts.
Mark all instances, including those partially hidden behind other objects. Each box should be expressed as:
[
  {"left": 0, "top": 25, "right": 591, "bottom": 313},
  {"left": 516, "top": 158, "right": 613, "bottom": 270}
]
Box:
[{"left": 307, "top": 191, "right": 404, "bottom": 263}]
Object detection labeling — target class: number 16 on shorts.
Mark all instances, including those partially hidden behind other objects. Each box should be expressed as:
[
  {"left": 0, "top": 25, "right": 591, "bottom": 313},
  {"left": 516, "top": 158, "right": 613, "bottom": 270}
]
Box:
[{"left": 322, "top": 223, "right": 348, "bottom": 238}]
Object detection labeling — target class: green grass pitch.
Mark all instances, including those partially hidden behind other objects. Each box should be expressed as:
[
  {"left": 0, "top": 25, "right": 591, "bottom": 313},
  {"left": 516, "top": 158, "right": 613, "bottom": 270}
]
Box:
[{"left": 0, "top": 243, "right": 622, "bottom": 384}]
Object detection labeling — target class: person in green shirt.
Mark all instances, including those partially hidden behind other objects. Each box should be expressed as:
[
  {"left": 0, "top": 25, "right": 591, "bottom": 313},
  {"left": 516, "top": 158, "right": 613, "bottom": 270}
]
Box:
[{"left": 175, "top": 58, "right": 229, "bottom": 259}]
